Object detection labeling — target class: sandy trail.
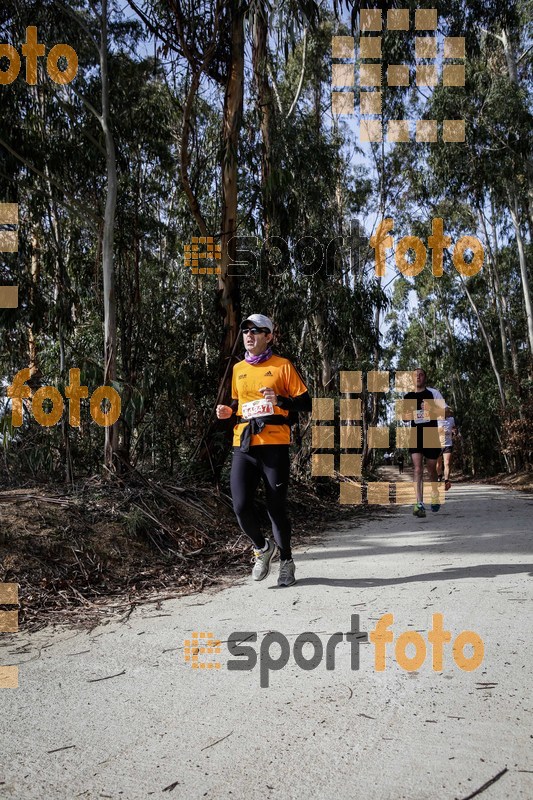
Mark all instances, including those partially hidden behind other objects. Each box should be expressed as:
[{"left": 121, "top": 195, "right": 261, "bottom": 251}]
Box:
[{"left": 1, "top": 483, "right": 532, "bottom": 799}]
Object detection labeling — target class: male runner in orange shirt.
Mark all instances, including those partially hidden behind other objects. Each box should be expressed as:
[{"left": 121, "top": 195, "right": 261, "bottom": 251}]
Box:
[{"left": 216, "top": 314, "right": 311, "bottom": 586}]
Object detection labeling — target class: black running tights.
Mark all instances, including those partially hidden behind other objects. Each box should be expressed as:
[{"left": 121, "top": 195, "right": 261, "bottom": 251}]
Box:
[{"left": 230, "top": 445, "right": 292, "bottom": 561}]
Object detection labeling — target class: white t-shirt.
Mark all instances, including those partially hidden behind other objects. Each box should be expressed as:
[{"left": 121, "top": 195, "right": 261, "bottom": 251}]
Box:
[{"left": 439, "top": 416, "right": 456, "bottom": 448}]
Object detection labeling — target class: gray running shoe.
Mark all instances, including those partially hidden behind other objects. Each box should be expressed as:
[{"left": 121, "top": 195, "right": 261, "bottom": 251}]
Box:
[
  {"left": 277, "top": 559, "right": 296, "bottom": 587},
  {"left": 252, "top": 539, "right": 276, "bottom": 581}
]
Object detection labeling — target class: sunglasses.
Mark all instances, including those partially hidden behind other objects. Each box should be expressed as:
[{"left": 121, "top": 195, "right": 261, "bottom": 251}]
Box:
[{"left": 241, "top": 326, "right": 268, "bottom": 335}]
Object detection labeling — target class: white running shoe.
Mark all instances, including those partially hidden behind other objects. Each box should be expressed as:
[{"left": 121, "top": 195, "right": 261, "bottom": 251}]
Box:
[{"left": 252, "top": 539, "right": 276, "bottom": 581}]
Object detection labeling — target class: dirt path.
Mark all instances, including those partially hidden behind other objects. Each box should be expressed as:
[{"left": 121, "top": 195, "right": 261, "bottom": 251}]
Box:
[{"left": 1, "top": 483, "right": 532, "bottom": 799}]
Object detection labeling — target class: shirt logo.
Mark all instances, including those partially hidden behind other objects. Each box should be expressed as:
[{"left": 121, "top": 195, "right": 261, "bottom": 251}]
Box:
[
  {"left": 264, "top": 371, "right": 273, "bottom": 376},
  {"left": 238, "top": 373, "right": 247, "bottom": 379}
]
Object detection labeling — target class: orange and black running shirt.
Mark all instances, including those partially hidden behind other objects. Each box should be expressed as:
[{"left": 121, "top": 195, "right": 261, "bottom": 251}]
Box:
[{"left": 231, "top": 354, "right": 308, "bottom": 447}]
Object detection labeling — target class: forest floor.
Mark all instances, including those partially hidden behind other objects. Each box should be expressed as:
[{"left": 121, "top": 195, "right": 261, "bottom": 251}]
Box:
[
  {"left": 0, "top": 468, "right": 364, "bottom": 630},
  {"left": 1, "top": 465, "right": 530, "bottom": 631},
  {"left": 481, "top": 469, "right": 533, "bottom": 493}
]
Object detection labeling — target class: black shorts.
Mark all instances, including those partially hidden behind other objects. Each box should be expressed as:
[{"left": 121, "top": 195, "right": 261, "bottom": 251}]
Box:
[
  {"left": 409, "top": 447, "right": 442, "bottom": 461},
  {"left": 442, "top": 445, "right": 453, "bottom": 454},
  {"left": 409, "top": 423, "right": 441, "bottom": 461}
]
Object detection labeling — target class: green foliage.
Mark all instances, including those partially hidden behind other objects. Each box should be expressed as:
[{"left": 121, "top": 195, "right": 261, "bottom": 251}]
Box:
[{"left": 0, "top": 0, "right": 530, "bottom": 483}]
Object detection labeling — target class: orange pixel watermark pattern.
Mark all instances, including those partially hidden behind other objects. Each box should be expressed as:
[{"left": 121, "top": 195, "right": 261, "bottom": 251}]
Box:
[
  {"left": 0, "top": 583, "right": 19, "bottom": 689},
  {"left": 184, "top": 631, "right": 221, "bottom": 670},
  {"left": 184, "top": 237, "right": 222, "bottom": 275},
  {"left": 0, "top": 202, "right": 19, "bottom": 308},
  {"left": 312, "top": 369, "right": 445, "bottom": 506},
  {"left": 332, "top": 7, "right": 466, "bottom": 143}
]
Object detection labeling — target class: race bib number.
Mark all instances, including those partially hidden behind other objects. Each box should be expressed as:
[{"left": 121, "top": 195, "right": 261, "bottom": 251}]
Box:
[
  {"left": 242, "top": 399, "right": 274, "bottom": 420},
  {"left": 413, "top": 406, "right": 430, "bottom": 424}
]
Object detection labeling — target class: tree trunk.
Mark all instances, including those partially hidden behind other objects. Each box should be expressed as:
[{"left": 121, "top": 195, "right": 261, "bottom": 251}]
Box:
[
  {"left": 49, "top": 201, "right": 72, "bottom": 482},
  {"left": 508, "top": 189, "right": 533, "bottom": 356},
  {"left": 435, "top": 283, "right": 464, "bottom": 407},
  {"left": 28, "top": 226, "right": 40, "bottom": 382},
  {"left": 312, "top": 311, "right": 332, "bottom": 390},
  {"left": 198, "top": 0, "right": 246, "bottom": 476},
  {"left": 460, "top": 275, "right": 506, "bottom": 407},
  {"left": 252, "top": 3, "right": 273, "bottom": 238},
  {"left": 478, "top": 207, "right": 509, "bottom": 371},
  {"left": 217, "top": 1, "right": 244, "bottom": 375},
  {"left": 501, "top": 28, "right": 533, "bottom": 248},
  {"left": 489, "top": 196, "right": 520, "bottom": 377},
  {"left": 100, "top": 0, "right": 119, "bottom": 472}
]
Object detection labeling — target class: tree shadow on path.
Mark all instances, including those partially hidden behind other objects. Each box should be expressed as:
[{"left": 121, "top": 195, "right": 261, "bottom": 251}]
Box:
[{"left": 294, "top": 562, "right": 533, "bottom": 588}]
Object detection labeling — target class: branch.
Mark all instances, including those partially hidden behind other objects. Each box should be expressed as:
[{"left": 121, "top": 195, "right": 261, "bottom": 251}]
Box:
[
  {"left": 477, "top": 26, "right": 504, "bottom": 44},
  {"left": 267, "top": 63, "right": 283, "bottom": 114},
  {"left": 52, "top": 0, "right": 101, "bottom": 56},
  {"left": 517, "top": 42, "right": 533, "bottom": 64},
  {"left": 169, "top": 0, "right": 224, "bottom": 72},
  {"left": 171, "top": 0, "right": 223, "bottom": 235},
  {"left": 0, "top": 168, "right": 99, "bottom": 230},
  {"left": 127, "top": 0, "right": 186, "bottom": 60},
  {"left": 65, "top": 80, "right": 103, "bottom": 124},
  {"left": 0, "top": 136, "right": 102, "bottom": 225},
  {"left": 46, "top": 84, "right": 105, "bottom": 152},
  {"left": 286, "top": 27, "right": 307, "bottom": 119},
  {"left": 180, "top": 72, "right": 208, "bottom": 236},
  {"left": 458, "top": 271, "right": 506, "bottom": 407}
]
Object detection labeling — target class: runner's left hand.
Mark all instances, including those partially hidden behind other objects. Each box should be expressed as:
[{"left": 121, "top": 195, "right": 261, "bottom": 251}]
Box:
[{"left": 259, "top": 387, "right": 277, "bottom": 405}]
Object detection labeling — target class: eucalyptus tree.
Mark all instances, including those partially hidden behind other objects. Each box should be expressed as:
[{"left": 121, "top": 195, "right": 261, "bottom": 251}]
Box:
[{"left": 419, "top": 0, "right": 533, "bottom": 357}]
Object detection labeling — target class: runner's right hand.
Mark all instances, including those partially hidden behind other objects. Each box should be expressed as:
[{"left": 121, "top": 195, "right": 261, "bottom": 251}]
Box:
[{"left": 216, "top": 405, "right": 233, "bottom": 419}]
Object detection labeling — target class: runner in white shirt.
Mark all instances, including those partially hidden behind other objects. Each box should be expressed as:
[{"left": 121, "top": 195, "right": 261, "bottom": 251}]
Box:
[{"left": 437, "top": 406, "right": 457, "bottom": 491}]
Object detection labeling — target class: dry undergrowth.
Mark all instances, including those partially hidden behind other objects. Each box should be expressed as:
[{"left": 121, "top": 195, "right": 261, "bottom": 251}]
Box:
[{"left": 0, "top": 469, "right": 363, "bottom": 630}]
